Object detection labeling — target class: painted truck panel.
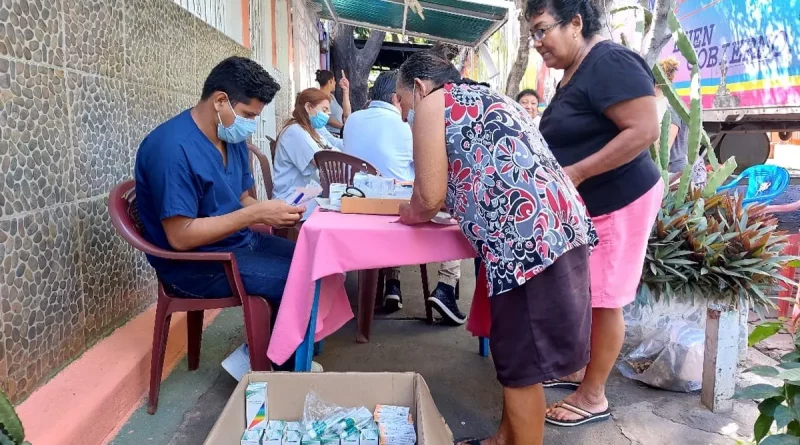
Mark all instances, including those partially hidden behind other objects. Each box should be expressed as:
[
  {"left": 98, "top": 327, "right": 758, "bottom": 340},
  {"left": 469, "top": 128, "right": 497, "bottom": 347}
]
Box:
[{"left": 658, "top": 0, "right": 800, "bottom": 111}]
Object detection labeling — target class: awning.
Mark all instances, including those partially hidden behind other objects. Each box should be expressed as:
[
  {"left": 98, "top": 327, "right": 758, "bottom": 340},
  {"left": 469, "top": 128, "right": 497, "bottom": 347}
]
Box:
[{"left": 313, "top": 0, "right": 512, "bottom": 47}]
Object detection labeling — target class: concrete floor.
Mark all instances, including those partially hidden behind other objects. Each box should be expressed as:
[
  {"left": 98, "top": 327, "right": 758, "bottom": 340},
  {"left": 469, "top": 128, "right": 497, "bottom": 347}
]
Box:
[{"left": 109, "top": 262, "right": 761, "bottom": 445}]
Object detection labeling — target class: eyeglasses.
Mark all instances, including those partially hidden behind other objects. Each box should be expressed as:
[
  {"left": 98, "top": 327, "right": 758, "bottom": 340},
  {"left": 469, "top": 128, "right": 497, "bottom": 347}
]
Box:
[
  {"left": 343, "top": 186, "right": 365, "bottom": 198},
  {"left": 529, "top": 21, "right": 563, "bottom": 43}
]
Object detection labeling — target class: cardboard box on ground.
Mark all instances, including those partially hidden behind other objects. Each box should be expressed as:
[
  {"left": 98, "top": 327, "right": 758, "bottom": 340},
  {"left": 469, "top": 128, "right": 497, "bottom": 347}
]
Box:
[{"left": 205, "top": 372, "right": 454, "bottom": 445}]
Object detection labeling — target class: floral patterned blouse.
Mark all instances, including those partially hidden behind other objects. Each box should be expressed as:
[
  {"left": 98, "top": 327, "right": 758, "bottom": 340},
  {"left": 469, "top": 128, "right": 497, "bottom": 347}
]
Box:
[{"left": 442, "top": 82, "right": 598, "bottom": 296}]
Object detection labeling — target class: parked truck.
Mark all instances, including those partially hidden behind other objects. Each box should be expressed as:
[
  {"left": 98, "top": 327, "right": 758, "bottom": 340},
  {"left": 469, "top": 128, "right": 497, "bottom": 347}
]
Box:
[{"left": 659, "top": 0, "right": 800, "bottom": 169}]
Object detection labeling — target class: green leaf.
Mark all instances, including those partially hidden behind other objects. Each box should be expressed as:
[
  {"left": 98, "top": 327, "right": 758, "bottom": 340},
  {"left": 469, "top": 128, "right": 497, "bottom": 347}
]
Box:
[
  {"left": 761, "top": 434, "right": 800, "bottom": 445},
  {"left": 748, "top": 366, "right": 782, "bottom": 377},
  {"left": 775, "top": 404, "right": 795, "bottom": 429},
  {"left": 787, "top": 260, "right": 800, "bottom": 268},
  {"left": 0, "top": 390, "right": 25, "bottom": 444},
  {"left": 755, "top": 413, "right": 775, "bottom": 443},
  {"left": 735, "top": 384, "right": 783, "bottom": 400},
  {"left": 750, "top": 323, "right": 784, "bottom": 346},
  {"left": 760, "top": 396, "right": 787, "bottom": 416},
  {"left": 780, "top": 362, "right": 800, "bottom": 370},
  {"left": 780, "top": 369, "right": 800, "bottom": 382},
  {"left": 782, "top": 351, "right": 800, "bottom": 362},
  {"left": 0, "top": 433, "right": 16, "bottom": 445}
]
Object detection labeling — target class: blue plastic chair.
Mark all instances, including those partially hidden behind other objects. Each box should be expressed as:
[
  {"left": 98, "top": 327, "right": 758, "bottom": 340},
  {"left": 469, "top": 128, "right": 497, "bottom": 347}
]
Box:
[{"left": 717, "top": 165, "right": 790, "bottom": 205}]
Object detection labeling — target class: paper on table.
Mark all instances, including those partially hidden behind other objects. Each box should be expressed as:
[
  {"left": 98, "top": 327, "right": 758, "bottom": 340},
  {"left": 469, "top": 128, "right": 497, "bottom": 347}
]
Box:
[
  {"left": 221, "top": 343, "right": 251, "bottom": 381},
  {"left": 315, "top": 197, "right": 341, "bottom": 211},
  {"left": 285, "top": 186, "right": 323, "bottom": 207}
]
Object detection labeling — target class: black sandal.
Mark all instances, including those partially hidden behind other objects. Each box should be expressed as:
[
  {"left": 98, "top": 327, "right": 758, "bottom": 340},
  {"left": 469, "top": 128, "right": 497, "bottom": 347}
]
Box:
[
  {"left": 542, "top": 378, "right": 581, "bottom": 390},
  {"left": 455, "top": 438, "right": 486, "bottom": 445},
  {"left": 545, "top": 402, "right": 611, "bottom": 427}
]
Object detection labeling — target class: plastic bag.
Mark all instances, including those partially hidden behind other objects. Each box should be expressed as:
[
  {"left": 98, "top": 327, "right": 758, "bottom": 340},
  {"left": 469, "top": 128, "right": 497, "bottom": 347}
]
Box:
[
  {"left": 301, "top": 392, "right": 374, "bottom": 439},
  {"left": 623, "top": 300, "right": 706, "bottom": 349},
  {"left": 302, "top": 391, "right": 350, "bottom": 438},
  {"left": 618, "top": 320, "right": 704, "bottom": 392}
]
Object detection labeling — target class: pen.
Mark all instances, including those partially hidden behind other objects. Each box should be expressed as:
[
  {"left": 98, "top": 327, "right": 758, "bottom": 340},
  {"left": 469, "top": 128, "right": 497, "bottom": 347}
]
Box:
[{"left": 291, "top": 193, "right": 305, "bottom": 206}]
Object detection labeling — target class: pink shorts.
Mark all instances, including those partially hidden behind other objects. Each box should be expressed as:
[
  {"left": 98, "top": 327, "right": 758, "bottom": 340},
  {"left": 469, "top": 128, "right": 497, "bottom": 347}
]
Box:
[{"left": 590, "top": 180, "right": 664, "bottom": 308}]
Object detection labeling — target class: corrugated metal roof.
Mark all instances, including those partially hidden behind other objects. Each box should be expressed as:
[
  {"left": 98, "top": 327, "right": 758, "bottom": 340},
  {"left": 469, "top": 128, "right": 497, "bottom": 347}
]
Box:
[{"left": 313, "top": 0, "right": 511, "bottom": 47}]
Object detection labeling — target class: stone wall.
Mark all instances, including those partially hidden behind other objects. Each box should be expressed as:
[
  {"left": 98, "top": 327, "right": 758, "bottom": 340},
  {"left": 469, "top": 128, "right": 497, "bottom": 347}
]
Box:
[{"left": 0, "top": 0, "right": 249, "bottom": 402}]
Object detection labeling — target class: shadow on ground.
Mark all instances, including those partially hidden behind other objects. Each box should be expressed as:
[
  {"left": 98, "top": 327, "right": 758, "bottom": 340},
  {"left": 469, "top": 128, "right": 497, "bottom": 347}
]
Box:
[{"left": 110, "top": 297, "right": 757, "bottom": 445}]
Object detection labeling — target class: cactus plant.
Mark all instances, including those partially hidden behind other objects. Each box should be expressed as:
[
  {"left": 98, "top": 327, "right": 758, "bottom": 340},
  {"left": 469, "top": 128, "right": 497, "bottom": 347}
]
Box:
[
  {"left": 651, "top": 8, "right": 733, "bottom": 201},
  {"left": 0, "top": 391, "right": 29, "bottom": 445}
]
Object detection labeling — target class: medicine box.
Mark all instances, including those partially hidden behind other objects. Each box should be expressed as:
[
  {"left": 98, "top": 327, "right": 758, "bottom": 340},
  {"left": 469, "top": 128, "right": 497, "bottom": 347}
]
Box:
[
  {"left": 245, "top": 382, "right": 268, "bottom": 430},
  {"left": 263, "top": 428, "right": 284, "bottom": 445},
  {"left": 206, "top": 373, "right": 451, "bottom": 445},
  {"left": 241, "top": 429, "right": 263, "bottom": 445}
]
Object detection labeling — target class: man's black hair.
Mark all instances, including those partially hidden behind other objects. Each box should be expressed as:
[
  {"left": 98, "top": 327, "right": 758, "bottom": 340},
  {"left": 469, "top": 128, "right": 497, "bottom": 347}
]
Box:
[
  {"left": 371, "top": 71, "right": 398, "bottom": 103},
  {"left": 201, "top": 56, "right": 280, "bottom": 105}
]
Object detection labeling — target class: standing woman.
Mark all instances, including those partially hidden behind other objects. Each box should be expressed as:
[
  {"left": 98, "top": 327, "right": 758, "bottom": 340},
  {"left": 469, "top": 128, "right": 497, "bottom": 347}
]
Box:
[
  {"left": 656, "top": 57, "right": 707, "bottom": 188},
  {"left": 272, "top": 88, "right": 342, "bottom": 203},
  {"left": 396, "top": 50, "right": 597, "bottom": 445},
  {"left": 526, "top": 0, "right": 664, "bottom": 426},
  {"left": 315, "top": 69, "right": 351, "bottom": 136},
  {"left": 517, "top": 88, "right": 542, "bottom": 127}
]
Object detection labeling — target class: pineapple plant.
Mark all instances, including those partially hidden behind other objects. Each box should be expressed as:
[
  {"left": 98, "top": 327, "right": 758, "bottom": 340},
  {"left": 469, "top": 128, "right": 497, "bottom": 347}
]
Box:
[{"left": 639, "top": 186, "right": 792, "bottom": 312}]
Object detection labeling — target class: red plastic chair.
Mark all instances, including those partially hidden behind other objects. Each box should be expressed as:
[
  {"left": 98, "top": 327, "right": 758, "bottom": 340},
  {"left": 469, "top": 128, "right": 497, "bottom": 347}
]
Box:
[
  {"left": 108, "top": 180, "right": 274, "bottom": 415},
  {"left": 248, "top": 140, "right": 275, "bottom": 200}
]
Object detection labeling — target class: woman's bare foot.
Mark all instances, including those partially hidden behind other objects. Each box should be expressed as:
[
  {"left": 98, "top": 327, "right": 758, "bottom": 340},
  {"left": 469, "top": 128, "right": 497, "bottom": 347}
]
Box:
[
  {"left": 560, "top": 368, "right": 586, "bottom": 383},
  {"left": 545, "top": 389, "right": 608, "bottom": 423},
  {"left": 543, "top": 368, "right": 586, "bottom": 387}
]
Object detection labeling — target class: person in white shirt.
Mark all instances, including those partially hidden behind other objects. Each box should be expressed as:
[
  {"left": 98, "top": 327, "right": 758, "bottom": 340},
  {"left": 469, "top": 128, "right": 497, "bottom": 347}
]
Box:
[
  {"left": 517, "top": 89, "right": 542, "bottom": 127},
  {"left": 273, "top": 88, "right": 343, "bottom": 205},
  {"left": 343, "top": 71, "right": 465, "bottom": 324}
]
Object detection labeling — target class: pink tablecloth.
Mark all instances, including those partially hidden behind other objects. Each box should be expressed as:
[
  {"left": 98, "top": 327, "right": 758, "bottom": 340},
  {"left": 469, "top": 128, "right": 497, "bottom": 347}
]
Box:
[{"left": 267, "top": 210, "right": 477, "bottom": 365}]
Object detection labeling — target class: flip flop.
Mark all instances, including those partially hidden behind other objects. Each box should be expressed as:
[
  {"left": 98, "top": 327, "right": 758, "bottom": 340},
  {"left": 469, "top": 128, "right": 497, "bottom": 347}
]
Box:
[
  {"left": 542, "top": 379, "right": 581, "bottom": 390},
  {"left": 545, "top": 401, "right": 611, "bottom": 427},
  {"left": 455, "top": 438, "right": 486, "bottom": 445}
]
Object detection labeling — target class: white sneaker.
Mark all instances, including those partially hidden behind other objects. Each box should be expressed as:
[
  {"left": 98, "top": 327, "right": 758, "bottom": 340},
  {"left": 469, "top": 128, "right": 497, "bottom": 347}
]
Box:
[{"left": 311, "top": 361, "right": 324, "bottom": 372}]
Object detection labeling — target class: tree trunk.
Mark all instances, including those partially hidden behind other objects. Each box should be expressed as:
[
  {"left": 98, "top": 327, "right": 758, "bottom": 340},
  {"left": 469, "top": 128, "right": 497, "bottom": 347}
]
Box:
[
  {"left": 641, "top": 0, "right": 675, "bottom": 67},
  {"left": 505, "top": 0, "right": 530, "bottom": 98},
  {"left": 331, "top": 25, "right": 386, "bottom": 111}
]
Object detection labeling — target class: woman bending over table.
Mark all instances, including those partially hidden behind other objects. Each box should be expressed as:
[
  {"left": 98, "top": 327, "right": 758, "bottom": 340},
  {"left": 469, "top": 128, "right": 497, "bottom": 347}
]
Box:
[
  {"left": 528, "top": 0, "right": 663, "bottom": 428},
  {"left": 273, "top": 88, "right": 343, "bottom": 205},
  {"left": 396, "top": 50, "right": 597, "bottom": 445}
]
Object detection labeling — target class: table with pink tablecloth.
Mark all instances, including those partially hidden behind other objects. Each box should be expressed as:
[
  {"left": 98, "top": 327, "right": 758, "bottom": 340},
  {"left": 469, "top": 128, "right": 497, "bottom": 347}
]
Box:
[{"left": 266, "top": 209, "right": 479, "bottom": 370}]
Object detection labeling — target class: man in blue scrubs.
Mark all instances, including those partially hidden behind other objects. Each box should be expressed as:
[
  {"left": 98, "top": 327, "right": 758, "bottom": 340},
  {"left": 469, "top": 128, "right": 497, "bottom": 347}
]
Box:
[{"left": 135, "top": 56, "right": 304, "bottom": 306}]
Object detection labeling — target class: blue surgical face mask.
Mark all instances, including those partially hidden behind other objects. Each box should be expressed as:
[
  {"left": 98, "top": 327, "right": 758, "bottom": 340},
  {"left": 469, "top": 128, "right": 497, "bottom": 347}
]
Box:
[
  {"left": 309, "top": 110, "right": 330, "bottom": 129},
  {"left": 217, "top": 101, "right": 257, "bottom": 144},
  {"left": 407, "top": 83, "right": 425, "bottom": 128}
]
